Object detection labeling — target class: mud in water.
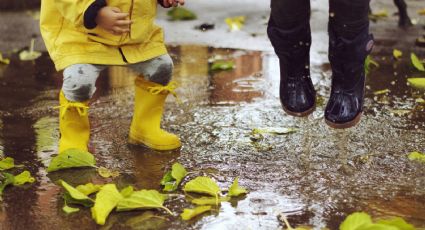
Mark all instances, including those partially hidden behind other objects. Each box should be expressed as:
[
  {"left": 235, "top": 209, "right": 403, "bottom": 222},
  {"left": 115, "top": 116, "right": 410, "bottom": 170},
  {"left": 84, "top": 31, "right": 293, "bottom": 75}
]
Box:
[{"left": 0, "top": 42, "right": 425, "bottom": 230}]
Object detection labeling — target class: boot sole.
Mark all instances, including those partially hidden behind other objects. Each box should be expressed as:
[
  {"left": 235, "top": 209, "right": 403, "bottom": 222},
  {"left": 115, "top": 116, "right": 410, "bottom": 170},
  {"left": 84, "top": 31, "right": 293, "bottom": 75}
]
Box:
[
  {"left": 282, "top": 103, "right": 316, "bottom": 117},
  {"left": 325, "top": 112, "right": 362, "bottom": 129},
  {"left": 128, "top": 134, "right": 181, "bottom": 151}
]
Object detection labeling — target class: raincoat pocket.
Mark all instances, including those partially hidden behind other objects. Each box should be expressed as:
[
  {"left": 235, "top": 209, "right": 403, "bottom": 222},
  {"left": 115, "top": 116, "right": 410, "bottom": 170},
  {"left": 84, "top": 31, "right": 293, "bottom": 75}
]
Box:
[{"left": 84, "top": 27, "right": 125, "bottom": 46}]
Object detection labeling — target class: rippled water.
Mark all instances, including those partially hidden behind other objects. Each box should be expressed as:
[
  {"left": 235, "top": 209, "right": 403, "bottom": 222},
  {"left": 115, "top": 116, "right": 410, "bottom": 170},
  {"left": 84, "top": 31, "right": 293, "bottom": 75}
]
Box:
[{"left": 0, "top": 44, "right": 424, "bottom": 230}]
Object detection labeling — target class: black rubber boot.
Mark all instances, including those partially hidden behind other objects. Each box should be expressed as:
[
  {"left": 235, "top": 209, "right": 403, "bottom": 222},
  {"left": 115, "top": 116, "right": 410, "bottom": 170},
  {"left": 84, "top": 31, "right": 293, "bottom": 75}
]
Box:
[
  {"left": 325, "top": 24, "right": 374, "bottom": 129},
  {"left": 267, "top": 18, "right": 316, "bottom": 117}
]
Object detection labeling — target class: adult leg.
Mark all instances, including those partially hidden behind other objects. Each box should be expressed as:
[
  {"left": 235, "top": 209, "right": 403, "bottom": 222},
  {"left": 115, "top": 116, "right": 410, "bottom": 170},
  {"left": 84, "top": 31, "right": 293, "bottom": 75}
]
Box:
[
  {"left": 59, "top": 64, "right": 105, "bottom": 153},
  {"left": 394, "top": 0, "right": 412, "bottom": 27},
  {"left": 267, "top": 0, "right": 316, "bottom": 117},
  {"left": 127, "top": 54, "right": 181, "bottom": 150},
  {"left": 325, "top": 0, "right": 374, "bottom": 128}
]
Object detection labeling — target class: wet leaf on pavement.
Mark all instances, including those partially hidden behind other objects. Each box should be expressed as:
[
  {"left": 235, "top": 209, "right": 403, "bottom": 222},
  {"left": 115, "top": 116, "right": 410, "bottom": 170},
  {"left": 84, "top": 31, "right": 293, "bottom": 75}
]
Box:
[
  {"left": 91, "top": 184, "right": 123, "bottom": 225},
  {"left": 12, "top": 170, "right": 35, "bottom": 185},
  {"left": 252, "top": 127, "right": 298, "bottom": 136},
  {"left": 167, "top": 7, "right": 197, "bottom": 21},
  {"left": 183, "top": 176, "right": 221, "bottom": 198},
  {"left": 19, "top": 39, "right": 42, "bottom": 61},
  {"left": 47, "top": 148, "right": 96, "bottom": 172},
  {"left": 407, "top": 78, "right": 425, "bottom": 90},
  {"left": 411, "top": 53, "right": 425, "bottom": 71},
  {"left": 393, "top": 49, "right": 403, "bottom": 59},
  {"left": 228, "top": 177, "right": 248, "bottom": 197},
  {"left": 76, "top": 183, "right": 102, "bottom": 196},
  {"left": 376, "top": 217, "right": 416, "bottom": 230},
  {"left": 340, "top": 212, "right": 373, "bottom": 230},
  {"left": 120, "top": 186, "right": 134, "bottom": 198},
  {"left": 225, "top": 16, "right": 245, "bottom": 31},
  {"left": 116, "top": 189, "right": 172, "bottom": 214},
  {"left": 373, "top": 89, "right": 390, "bottom": 95},
  {"left": 210, "top": 60, "right": 235, "bottom": 71},
  {"left": 61, "top": 180, "right": 94, "bottom": 207},
  {"left": 0, "top": 53, "right": 10, "bottom": 65},
  {"left": 0, "top": 157, "right": 15, "bottom": 170},
  {"left": 407, "top": 151, "right": 425, "bottom": 163},
  {"left": 161, "top": 162, "right": 187, "bottom": 192},
  {"left": 97, "top": 167, "right": 120, "bottom": 178},
  {"left": 369, "top": 9, "right": 389, "bottom": 21},
  {"left": 181, "top": 205, "right": 212, "bottom": 220},
  {"left": 0, "top": 173, "right": 15, "bottom": 196},
  {"left": 63, "top": 203, "right": 80, "bottom": 214},
  {"left": 365, "top": 55, "right": 379, "bottom": 76},
  {"left": 191, "top": 196, "right": 230, "bottom": 205}
]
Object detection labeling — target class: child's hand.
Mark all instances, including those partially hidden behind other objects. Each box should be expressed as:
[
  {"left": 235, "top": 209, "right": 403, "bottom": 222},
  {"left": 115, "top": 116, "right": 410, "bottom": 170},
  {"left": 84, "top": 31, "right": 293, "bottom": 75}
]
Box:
[
  {"left": 95, "top": 6, "right": 132, "bottom": 35},
  {"left": 161, "top": 0, "right": 185, "bottom": 8}
]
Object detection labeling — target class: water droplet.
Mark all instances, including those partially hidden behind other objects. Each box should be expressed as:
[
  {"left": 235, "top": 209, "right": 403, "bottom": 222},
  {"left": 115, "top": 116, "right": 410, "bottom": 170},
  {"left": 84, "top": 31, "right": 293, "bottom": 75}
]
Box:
[
  {"left": 330, "top": 12, "right": 335, "bottom": 17},
  {"left": 391, "top": 81, "right": 395, "bottom": 85}
]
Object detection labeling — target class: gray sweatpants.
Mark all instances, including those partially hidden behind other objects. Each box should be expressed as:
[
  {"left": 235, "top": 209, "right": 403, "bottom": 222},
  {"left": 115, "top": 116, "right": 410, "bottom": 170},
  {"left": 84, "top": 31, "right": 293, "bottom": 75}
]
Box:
[{"left": 62, "top": 54, "right": 173, "bottom": 102}]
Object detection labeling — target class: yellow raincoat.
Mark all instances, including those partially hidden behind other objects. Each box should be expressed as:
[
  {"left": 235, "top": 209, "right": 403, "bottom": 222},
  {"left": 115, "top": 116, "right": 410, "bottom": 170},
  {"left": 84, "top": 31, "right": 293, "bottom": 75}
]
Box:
[{"left": 40, "top": 0, "right": 167, "bottom": 70}]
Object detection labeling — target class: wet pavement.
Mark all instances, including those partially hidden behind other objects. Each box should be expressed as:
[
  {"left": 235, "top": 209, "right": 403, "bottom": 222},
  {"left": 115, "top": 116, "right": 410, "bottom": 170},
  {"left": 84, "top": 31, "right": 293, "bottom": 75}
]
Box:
[{"left": 1, "top": 0, "right": 425, "bottom": 230}]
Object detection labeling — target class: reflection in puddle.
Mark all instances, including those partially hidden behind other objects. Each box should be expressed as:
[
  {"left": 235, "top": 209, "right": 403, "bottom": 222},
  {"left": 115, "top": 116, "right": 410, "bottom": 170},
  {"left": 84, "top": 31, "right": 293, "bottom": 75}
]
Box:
[{"left": 0, "top": 45, "right": 424, "bottom": 229}]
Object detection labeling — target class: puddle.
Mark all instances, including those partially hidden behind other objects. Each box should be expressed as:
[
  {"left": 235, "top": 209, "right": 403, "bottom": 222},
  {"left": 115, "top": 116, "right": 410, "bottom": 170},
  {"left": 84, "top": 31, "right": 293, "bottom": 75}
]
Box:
[{"left": 0, "top": 44, "right": 424, "bottom": 229}]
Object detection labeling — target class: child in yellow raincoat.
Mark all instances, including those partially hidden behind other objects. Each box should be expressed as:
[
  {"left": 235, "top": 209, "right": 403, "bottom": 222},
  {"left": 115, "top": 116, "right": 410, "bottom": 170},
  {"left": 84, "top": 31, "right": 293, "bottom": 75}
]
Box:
[{"left": 40, "top": 0, "right": 184, "bottom": 153}]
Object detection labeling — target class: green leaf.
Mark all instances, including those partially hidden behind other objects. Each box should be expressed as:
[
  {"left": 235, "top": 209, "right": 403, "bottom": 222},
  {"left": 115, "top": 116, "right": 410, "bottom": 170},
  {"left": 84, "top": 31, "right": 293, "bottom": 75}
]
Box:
[
  {"left": 97, "top": 167, "right": 120, "bottom": 178},
  {"left": 47, "top": 148, "right": 96, "bottom": 172},
  {"left": 340, "top": 212, "right": 373, "bottom": 230},
  {"left": 225, "top": 16, "right": 246, "bottom": 31},
  {"left": 393, "top": 49, "right": 403, "bottom": 59},
  {"left": 357, "top": 224, "right": 398, "bottom": 230},
  {"left": 91, "top": 184, "right": 123, "bottom": 225},
  {"left": 0, "top": 157, "right": 15, "bottom": 170},
  {"left": 76, "top": 183, "right": 102, "bottom": 196},
  {"left": 160, "top": 171, "right": 173, "bottom": 185},
  {"left": 373, "top": 89, "right": 390, "bottom": 95},
  {"left": 407, "top": 78, "right": 425, "bottom": 90},
  {"left": 0, "top": 53, "right": 10, "bottom": 65},
  {"left": 183, "top": 176, "right": 221, "bottom": 198},
  {"left": 161, "top": 163, "right": 188, "bottom": 192},
  {"left": 0, "top": 173, "right": 15, "bottom": 196},
  {"left": 171, "top": 163, "right": 187, "bottom": 186},
  {"left": 181, "top": 205, "right": 212, "bottom": 220},
  {"left": 228, "top": 177, "right": 248, "bottom": 197},
  {"left": 376, "top": 217, "right": 416, "bottom": 230},
  {"left": 411, "top": 53, "right": 425, "bottom": 71},
  {"left": 252, "top": 127, "right": 298, "bottom": 135},
  {"left": 63, "top": 204, "right": 80, "bottom": 214},
  {"left": 407, "top": 151, "right": 425, "bottom": 163},
  {"left": 365, "top": 55, "right": 380, "bottom": 76},
  {"left": 61, "top": 180, "right": 94, "bottom": 207},
  {"left": 19, "top": 39, "right": 41, "bottom": 61},
  {"left": 191, "top": 196, "right": 230, "bottom": 205},
  {"left": 167, "top": 7, "right": 197, "bottom": 21},
  {"left": 116, "top": 190, "right": 172, "bottom": 215},
  {"left": 120, "top": 186, "right": 134, "bottom": 198},
  {"left": 211, "top": 60, "right": 235, "bottom": 71},
  {"left": 12, "top": 171, "right": 35, "bottom": 185}
]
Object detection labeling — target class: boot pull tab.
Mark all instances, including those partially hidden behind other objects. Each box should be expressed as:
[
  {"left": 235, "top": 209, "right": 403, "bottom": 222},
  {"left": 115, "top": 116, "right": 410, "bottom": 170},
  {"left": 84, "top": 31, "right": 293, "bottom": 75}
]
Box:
[{"left": 148, "top": 81, "right": 182, "bottom": 104}]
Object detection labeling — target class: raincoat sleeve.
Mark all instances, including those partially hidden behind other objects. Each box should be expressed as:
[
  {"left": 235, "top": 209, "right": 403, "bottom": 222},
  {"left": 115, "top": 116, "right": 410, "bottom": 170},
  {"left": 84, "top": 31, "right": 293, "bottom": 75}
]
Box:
[{"left": 53, "top": 0, "right": 97, "bottom": 26}]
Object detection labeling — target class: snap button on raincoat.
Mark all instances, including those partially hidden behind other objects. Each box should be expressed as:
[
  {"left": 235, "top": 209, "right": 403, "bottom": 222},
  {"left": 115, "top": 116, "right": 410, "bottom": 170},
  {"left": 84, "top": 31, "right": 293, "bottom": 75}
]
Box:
[{"left": 40, "top": 0, "right": 168, "bottom": 71}]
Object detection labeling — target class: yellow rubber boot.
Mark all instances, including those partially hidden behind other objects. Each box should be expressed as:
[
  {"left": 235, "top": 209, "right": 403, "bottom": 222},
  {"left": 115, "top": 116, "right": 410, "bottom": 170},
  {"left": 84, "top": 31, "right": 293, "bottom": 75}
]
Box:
[
  {"left": 58, "top": 91, "right": 90, "bottom": 154},
  {"left": 129, "top": 78, "right": 181, "bottom": 150}
]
